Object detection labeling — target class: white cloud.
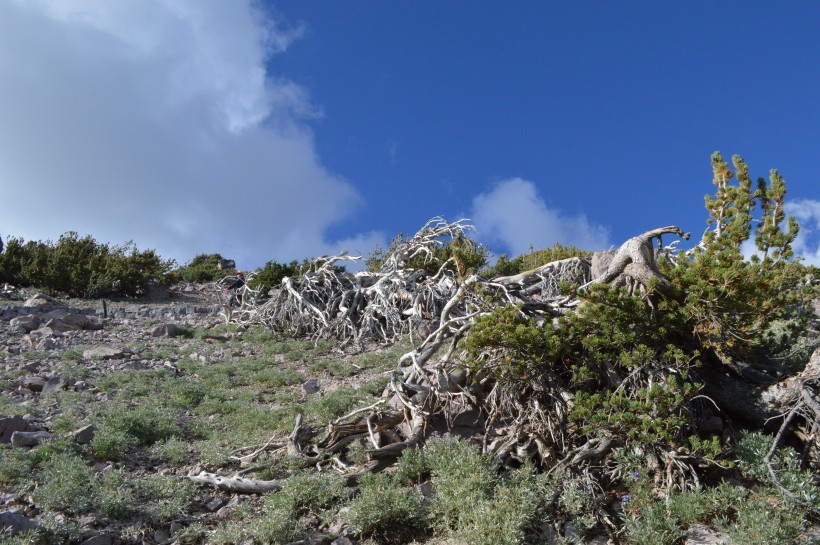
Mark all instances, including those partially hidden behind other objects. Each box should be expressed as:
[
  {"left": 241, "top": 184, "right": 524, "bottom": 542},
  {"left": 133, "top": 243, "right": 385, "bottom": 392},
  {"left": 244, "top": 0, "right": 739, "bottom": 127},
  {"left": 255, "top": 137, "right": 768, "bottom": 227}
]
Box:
[
  {"left": 786, "top": 199, "right": 820, "bottom": 266},
  {"left": 0, "top": 0, "right": 385, "bottom": 268},
  {"left": 470, "top": 178, "right": 610, "bottom": 256}
]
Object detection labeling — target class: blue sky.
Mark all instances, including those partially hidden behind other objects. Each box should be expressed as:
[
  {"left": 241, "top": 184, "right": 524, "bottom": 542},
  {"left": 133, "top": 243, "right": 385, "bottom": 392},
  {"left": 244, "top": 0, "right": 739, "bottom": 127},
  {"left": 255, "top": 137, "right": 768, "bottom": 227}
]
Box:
[{"left": 1, "top": 1, "right": 819, "bottom": 268}]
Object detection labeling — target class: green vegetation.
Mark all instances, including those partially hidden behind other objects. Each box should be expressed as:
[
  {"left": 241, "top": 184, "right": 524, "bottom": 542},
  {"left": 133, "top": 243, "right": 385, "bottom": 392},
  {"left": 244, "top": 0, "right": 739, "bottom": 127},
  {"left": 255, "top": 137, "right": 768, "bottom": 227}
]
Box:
[
  {"left": 0, "top": 231, "right": 173, "bottom": 297},
  {"left": 0, "top": 152, "right": 818, "bottom": 544},
  {"left": 483, "top": 242, "right": 592, "bottom": 277},
  {"left": 247, "top": 258, "right": 306, "bottom": 294},
  {"left": 617, "top": 431, "right": 819, "bottom": 545},
  {"left": 174, "top": 253, "right": 234, "bottom": 283}
]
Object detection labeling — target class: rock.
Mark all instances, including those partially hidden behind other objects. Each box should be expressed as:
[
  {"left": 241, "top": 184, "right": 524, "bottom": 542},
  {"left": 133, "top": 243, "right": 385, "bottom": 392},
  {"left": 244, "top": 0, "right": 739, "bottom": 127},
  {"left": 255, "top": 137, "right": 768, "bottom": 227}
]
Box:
[
  {"left": 206, "top": 497, "right": 225, "bottom": 512},
  {"left": 684, "top": 524, "right": 730, "bottom": 544},
  {"left": 153, "top": 529, "right": 170, "bottom": 543},
  {"left": 151, "top": 324, "right": 184, "bottom": 338},
  {"left": 36, "top": 337, "right": 58, "bottom": 350},
  {"left": 330, "top": 538, "right": 353, "bottom": 545},
  {"left": 0, "top": 511, "right": 42, "bottom": 536},
  {"left": 121, "top": 361, "right": 149, "bottom": 371},
  {"left": 9, "top": 315, "right": 40, "bottom": 333},
  {"left": 23, "top": 293, "right": 59, "bottom": 307},
  {"left": 84, "top": 316, "right": 104, "bottom": 330},
  {"left": 591, "top": 250, "right": 616, "bottom": 279},
  {"left": 70, "top": 425, "right": 96, "bottom": 445},
  {"left": 82, "top": 347, "right": 132, "bottom": 360},
  {"left": 11, "top": 430, "right": 52, "bottom": 448},
  {"left": 169, "top": 521, "right": 184, "bottom": 536},
  {"left": 44, "top": 318, "right": 80, "bottom": 334},
  {"left": 303, "top": 378, "right": 320, "bottom": 394},
  {"left": 29, "top": 327, "right": 61, "bottom": 341},
  {"left": 0, "top": 416, "right": 33, "bottom": 443},
  {"left": 328, "top": 507, "right": 349, "bottom": 536},
  {"left": 20, "top": 376, "right": 46, "bottom": 392},
  {"left": 42, "top": 376, "right": 69, "bottom": 394},
  {"left": 563, "top": 521, "right": 580, "bottom": 543},
  {"left": 80, "top": 534, "right": 114, "bottom": 545}
]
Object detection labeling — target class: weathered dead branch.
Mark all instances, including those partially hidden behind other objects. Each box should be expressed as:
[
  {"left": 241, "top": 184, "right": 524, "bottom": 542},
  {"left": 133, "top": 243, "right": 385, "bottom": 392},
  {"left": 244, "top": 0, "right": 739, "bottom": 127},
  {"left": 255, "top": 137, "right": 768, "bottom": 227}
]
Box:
[{"left": 193, "top": 219, "right": 818, "bottom": 505}]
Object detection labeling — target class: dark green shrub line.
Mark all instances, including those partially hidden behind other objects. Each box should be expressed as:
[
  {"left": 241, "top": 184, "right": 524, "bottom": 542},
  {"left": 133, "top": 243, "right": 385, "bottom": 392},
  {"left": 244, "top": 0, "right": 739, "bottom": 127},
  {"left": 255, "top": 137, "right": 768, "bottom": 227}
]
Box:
[{"left": 0, "top": 232, "right": 173, "bottom": 298}]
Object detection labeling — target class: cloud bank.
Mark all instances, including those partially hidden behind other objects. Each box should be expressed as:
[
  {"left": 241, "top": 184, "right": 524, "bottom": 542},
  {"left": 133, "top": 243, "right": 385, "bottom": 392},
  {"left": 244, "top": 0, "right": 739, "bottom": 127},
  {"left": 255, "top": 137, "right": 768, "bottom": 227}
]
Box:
[
  {"left": 0, "top": 0, "right": 384, "bottom": 268},
  {"left": 470, "top": 178, "right": 610, "bottom": 256},
  {"left": 786, "top": 199, "right": 820, "bottom": 266}
]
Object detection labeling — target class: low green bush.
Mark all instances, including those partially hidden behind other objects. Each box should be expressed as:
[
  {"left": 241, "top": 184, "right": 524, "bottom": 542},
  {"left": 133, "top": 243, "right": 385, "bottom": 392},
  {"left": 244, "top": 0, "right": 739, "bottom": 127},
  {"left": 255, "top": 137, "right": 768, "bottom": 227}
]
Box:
[
  {"left": 347, "top": 473, "right": 427, "bottom": 544},
  {"left": 392, "top": 436, "right": 548, "bottom": 545},
  {"left": 0, "top": 232, "right": 173, "bottom": 297},
  {"left": 266, "top": 472, "right": 346, "bottom": 517},
  {"left": 174, "top": 253, "right": 232, "bottom": 283},
  {"left": 34, "top": 450, "right": 96, "bottom": 515}
]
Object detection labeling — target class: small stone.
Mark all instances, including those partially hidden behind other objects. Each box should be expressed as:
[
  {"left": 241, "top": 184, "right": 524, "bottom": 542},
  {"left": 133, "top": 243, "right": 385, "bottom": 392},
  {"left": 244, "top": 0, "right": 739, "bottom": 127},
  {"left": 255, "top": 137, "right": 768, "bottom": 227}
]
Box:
[
  {"left": 80, "top": 534, "right": 114, "bottom": 545},
  {"left": 30, "top": 326, "right": 61, "bottom": 340},
  {"left": 0, "top": 416, "right": 33, "bottom": 443},
  {"left": 153, "top": 529, "right": 170, "bottom": 543},
  {"left": 328, "top": 506, "right": 349, "bottom": 536},
  {"left": 0, "top": 511, "right": 41, "bottom": 536},
  {"left": 206, "top": 497, "right": 225, "bottom": 512},
  {"left": 121, "top": 361, "right": 149, "bottom": 371},
  {"left": 9, "top": 315, "right": 40, "bottom": 333},
  {"left": 564, "top": 522, "right": 580, "bottom": 542},
  {"left": 37, "top": 337, "right": 58, "bottom": 350},
  {"left": 151, "top": 323, "right": 184, "bottom": 338},
  {"left": 70, "top": 425, "right": 96, "bottom": 445},
  {"left": 42, "top": 376, "right": 69, "bottom": 394},
  {"left": 11, "top": 430, "right": 52, "bottom": 448},
  {"left": 60, "top": 313, "right": 93, "bottom": 330},
  {"left": 23, "top": 293, "right": 59, "bottom": 307},
  {"left": 684, "top": 524, "right": 729, "bottom": 545},
  {"left": 20, "top": 376, "right": 46, "bottom": 392},
  {"left": 303, "top": 378, "right": 320, "bottom": 394},
  {"left": 82, "top": 347, "right": 131, "bottom": 360},
  {"left": 169, "top": 521, "right": 184, "bottom": 536}
]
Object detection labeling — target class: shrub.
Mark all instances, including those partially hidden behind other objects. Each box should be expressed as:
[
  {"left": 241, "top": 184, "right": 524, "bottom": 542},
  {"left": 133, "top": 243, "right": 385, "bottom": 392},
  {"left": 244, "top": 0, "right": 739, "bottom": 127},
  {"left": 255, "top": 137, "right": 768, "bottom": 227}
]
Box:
[
  {"left": 0, "top": 232, "right": 173, "bottom": 297},
  {"left": 249, "top": 510, "right": 306, "bottom": 544},
  {"left": 394, "top": 437, "right": 547, "bottom": 545},
  {"left": 90, "top": 428, "right": 135, "bottom": 461},
  {"left": 265, "top": 472, "right": 346, "bottom": 517},
  {"left": 149, "top": 437, "right": 190, "bottom": 465},
  {"left": 665, "top": 152, "right": 813, "bottom": 363},
  {"left": 99, "top": 403, "right": 181, "bottom": 447},
  {"left": 175, "top": 253, "right": 231, "bottom": 283},
  {"left": 135, "top": 476, "right": 197, "bottom": 523},
  {"left": 734, "top": 430, "right": 820, "bottom": 507},
  {"left": 514, "top": 242, "right": 592, "bottom": 272},
  {"left": 248, "top": 259, "right": 305, "bottom": 294},
  {"left": 94, "top": 469, "right": 135, "bottom": 519},
  {"left": 34, "top": 450, "right": 95, "bottom": 514},
  {"left": 347, "top": 473, "right": 427, "bottom": 544}
]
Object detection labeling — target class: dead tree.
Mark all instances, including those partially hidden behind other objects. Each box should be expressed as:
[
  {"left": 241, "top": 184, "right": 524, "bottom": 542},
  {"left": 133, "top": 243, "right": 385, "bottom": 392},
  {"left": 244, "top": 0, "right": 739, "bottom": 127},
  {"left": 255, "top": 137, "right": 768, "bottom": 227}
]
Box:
[{"left": 193, "top": 219, "right": 818, "bottom": 505}]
